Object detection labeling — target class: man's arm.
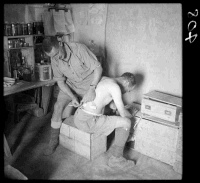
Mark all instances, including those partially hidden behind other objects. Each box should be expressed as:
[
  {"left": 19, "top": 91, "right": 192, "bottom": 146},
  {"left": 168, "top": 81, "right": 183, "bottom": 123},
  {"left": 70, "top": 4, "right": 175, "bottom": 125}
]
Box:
[
  {"left": 110, "top": 84, "right": 132, "bottom": 118},
  {"left": 57, "top": 80, "right": 79, "bottom": 107},
  {"left": 89, "top": 65, "right": 102, "bottom": 88},
  {"left": 81, "top": 65, "right": 102, "bottom": 104}
]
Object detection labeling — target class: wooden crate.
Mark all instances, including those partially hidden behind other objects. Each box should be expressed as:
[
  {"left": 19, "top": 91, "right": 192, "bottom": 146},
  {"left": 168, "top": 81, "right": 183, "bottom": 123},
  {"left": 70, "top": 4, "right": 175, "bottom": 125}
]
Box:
[
  {"left": 133, "top": 113, "right": 181, "bottom": 166},
  {"left": 141, "top": 90, "right": 182, "bottom": 122},
  {"left": 173, "top": 113, "right": 182, "bottom": 174},
  {"left": 59, "top": 116, "right": 107, "bottom": 160}
]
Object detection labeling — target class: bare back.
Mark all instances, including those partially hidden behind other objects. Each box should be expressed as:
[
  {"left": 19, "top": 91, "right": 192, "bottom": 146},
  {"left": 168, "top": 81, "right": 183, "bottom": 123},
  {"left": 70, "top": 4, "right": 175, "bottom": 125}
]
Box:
[{"left": 82, "top": 76, "right": 119, "bottom": 114}]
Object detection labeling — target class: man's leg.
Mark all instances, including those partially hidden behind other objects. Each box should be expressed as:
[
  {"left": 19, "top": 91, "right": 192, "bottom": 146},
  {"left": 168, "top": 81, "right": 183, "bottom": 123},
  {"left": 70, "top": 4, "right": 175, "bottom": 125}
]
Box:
[
  {"left": 106, "top": 117, "right": 130, "bottom": 156},
  {"left": 105, "top": 116, "right": 135, "bottom": 169},
  {"left": 62, "top": 105, "right": 76, "bottom": 119},
  {"left": 43, "top": 91, "right": 71, "bottom": 156}
]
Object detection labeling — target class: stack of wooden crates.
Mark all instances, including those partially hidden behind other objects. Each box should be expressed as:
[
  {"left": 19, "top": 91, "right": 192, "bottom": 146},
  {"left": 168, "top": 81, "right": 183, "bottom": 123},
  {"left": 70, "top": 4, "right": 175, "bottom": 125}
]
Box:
[{"left": 133, "top": 90, "right": 182, "bottom": 174}]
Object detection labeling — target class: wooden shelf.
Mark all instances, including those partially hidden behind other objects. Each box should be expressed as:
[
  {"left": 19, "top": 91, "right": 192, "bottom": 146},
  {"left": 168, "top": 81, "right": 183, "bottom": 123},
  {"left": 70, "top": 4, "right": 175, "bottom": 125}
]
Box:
[
  {"left": 4, "top": 34, "right": 44, "bottom": 39},
  {"left": 33, "top": 34, "right": 44, "bottom": 37},
  {"left": 8, "top": 46, "right": 34, "bottom": 50},
  {"left": 5, "top": 35, "right": 33, "bottom": 39},
  {"left": 34, "top": 43, "right": 42, "bottom": 46}
]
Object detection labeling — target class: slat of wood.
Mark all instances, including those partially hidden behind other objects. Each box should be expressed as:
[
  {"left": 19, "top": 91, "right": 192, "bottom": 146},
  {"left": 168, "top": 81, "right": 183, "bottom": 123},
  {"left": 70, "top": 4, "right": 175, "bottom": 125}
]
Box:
[
  {"left": 41, "top": 85, "right": 53, "bottom": 115},
  {"left": 4, "top": 134, "right": 12, "bottom": 159}
]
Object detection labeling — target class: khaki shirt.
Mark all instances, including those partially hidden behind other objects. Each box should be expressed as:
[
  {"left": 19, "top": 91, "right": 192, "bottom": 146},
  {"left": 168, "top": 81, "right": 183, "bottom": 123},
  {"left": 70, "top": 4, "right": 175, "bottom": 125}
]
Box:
[{"left": 51, "top": 42, "right": 101, "bottom": 95}]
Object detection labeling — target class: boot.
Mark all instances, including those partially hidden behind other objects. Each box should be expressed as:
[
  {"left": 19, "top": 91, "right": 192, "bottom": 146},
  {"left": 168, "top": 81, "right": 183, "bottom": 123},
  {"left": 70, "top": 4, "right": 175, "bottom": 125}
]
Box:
[{"left": 43, "top": 127, "right": 60, "bottom": 156}]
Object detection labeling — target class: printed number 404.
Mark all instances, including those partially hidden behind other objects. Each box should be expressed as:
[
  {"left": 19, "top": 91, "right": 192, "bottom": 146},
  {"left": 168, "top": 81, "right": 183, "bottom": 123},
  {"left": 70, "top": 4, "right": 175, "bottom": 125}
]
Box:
[{"left": 185, "top": 9, "right": 198, "bottom": 43}]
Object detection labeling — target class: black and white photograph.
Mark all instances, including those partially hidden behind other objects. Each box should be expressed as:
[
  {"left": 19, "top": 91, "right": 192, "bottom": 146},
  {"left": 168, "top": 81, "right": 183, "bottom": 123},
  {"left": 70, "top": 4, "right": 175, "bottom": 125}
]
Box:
[{"left": 4, "top": 3, "right": 188, "bottom": 180}]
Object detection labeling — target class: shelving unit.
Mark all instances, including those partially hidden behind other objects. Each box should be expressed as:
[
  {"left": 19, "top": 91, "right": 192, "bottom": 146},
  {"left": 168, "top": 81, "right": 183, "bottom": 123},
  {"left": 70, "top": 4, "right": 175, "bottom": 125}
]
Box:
[{"left": 4, "top": 34, "right": 45, "bottom": 80}]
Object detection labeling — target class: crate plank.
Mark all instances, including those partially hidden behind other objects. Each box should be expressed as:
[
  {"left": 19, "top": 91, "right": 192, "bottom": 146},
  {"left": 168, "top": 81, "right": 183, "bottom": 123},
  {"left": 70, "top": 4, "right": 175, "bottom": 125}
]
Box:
[
  {"left": 143, "top": 90, "right": 182, "bottom": 107},
  {"left": 60, "top": 123, "right": 90, "bottom": 146},
  {"left": 134, "top": 117, "right": 179, "bottom": 166}
]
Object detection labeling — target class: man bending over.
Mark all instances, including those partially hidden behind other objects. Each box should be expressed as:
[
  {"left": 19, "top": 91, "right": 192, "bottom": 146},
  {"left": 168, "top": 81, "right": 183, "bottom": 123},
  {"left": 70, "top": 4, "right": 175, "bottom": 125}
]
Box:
[{"left": 74, "top": 72, "right": 136, "bottom": 169}]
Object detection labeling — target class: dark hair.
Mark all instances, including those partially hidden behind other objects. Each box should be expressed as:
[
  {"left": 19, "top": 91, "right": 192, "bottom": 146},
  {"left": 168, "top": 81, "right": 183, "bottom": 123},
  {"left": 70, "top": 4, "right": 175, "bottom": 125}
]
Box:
[
  {"left": 42, "top": 36, "right": 59, "bottom": 53},
  {"left": 121, "top": 72, "right": 136, "bottom": 87}
]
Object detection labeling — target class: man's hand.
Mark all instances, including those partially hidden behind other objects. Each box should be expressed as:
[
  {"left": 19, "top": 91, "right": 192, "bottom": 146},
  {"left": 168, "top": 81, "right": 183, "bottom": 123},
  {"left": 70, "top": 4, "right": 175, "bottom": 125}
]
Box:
[
  {"left": 116, "top": 108, "right": 133, "bottom": 118},
  {"left": 124, "top": 109, "right": 133, "bottom": 118},
  {"left": 71, "top": 96, "right": 80, "bottom": 107},
  {"left": 80, "top": 88, "right": 96, "bottom": 105}
]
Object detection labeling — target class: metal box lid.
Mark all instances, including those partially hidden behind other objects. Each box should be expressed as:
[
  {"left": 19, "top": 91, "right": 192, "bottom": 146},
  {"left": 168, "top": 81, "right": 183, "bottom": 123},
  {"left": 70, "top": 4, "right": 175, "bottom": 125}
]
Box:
[{"left": 143, "top": 90, "right": 182, "bottom": 107}]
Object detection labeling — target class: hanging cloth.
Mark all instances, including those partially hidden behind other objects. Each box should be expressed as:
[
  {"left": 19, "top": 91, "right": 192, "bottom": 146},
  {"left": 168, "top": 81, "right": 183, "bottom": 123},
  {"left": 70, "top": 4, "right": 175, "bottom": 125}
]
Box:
[
  {"left": 42, "top": 9, "right": 57, "bottom": 36},
  {"left": 52, "top": 9, "right": 75, "bottom": 34}
]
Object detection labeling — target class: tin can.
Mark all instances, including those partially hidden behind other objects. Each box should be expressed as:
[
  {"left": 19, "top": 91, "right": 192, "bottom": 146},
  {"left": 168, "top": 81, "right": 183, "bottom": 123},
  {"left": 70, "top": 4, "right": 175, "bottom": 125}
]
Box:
[
  {"left": 11, "top": 23, "right": 18, "bottom": 36},
  {"left": 35, "top": 64, "right": 52, "bottom": 81},
  {"left": 27, "top": 23, "right": 33, "bottom": 35}
]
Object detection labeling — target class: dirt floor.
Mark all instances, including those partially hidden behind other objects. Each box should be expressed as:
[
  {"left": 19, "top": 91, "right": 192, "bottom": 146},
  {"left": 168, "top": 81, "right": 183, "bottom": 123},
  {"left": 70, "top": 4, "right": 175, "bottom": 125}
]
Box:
[{"left": 4, "top": 111, "right": 182, "bottom": 180}]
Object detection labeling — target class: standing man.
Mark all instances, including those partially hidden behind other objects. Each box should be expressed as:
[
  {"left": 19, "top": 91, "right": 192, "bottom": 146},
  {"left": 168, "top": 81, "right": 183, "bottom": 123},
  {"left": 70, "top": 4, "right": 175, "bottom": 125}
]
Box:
[{"left": 42, "top": 36, "right": 102, "bottom": 155}]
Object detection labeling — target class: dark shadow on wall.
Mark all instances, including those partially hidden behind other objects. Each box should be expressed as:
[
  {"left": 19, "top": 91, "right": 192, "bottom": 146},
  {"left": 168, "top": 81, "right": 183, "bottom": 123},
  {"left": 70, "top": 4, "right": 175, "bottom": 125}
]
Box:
[
  {"left": 102, "top": 46, "right": 120, "bottom": 77},
  {"left": 134, "top": 71, "right": 145, "bottom": 90},
  {"left": 101, "top": 45, "right": 107, "bottom": 76},
  {"left": 127, "top": 71, "right": 145, "bottom": 104}
]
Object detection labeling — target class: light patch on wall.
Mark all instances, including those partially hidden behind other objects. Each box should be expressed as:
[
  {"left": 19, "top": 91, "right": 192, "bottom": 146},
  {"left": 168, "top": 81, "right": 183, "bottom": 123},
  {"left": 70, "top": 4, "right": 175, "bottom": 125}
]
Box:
[
  {"left": 87, "top": 4, "right": 106, "bottom": 26},
  {"left": 79, "top": 11, "right": 88, "bottom": 25},
  {"left": 148, "top": 18, "right": 158, "bottom": 38}
]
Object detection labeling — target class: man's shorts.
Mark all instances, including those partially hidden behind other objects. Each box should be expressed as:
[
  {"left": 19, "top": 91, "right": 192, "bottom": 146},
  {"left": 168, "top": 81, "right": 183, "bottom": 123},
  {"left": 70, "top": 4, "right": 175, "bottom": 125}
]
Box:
[
  {"left": 74, "top": 107, "right": 118, "bottom": 137},
  {"left": 57, "top": 87, "right": 84, "bottom": 104}
]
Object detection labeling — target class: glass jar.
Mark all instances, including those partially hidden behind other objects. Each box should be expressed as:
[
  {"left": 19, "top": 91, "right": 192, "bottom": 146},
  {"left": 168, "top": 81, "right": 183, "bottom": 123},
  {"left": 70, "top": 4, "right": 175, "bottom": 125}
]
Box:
[
  {"left": 14, "top": 39, "right": 20, "bottom": 48},
  {"left": 22, "top": 58, "right": 32, "bottom": 81},
  {"left": 22, "top": 23, "right": 28, "bottom": 35},
  {"left": 4, "top": 22, "right": 12, "bottom": 36},
  {"left": 11, "top": 23, "right": 18, "bottom": 36},
  {"left": 17, "top": 22, "right": 23, "bottom": 35},
  {"left": 23, "top": 67, "right": 32, "bottom": 81},
  {"left": 8, "top": 40, "right": 14, "bottom": 49},
  {"left": 27, "top": 23, "right": 33, "bottom": 35},
  {"left": 32, "top": 22, "right": 37, "bottom": 34},
  {"left": 39, "top": 22, "right": 44, "bottom": 34},
  {"left": 19, "top": 38, "right": 25, "bottom": 47}
]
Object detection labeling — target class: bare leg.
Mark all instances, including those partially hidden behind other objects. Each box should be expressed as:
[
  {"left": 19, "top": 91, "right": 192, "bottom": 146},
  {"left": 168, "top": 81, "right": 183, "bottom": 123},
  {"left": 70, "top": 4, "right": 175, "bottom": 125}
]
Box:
[{"left": 106, "top": 116, "right": 135, "bottom": 169}]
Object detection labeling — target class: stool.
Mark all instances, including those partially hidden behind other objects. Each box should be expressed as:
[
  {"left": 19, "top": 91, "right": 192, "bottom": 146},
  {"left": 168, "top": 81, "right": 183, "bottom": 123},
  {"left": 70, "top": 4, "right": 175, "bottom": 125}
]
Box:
[{"left": 59, "top": 116, "right": 107, "bottom": 160}]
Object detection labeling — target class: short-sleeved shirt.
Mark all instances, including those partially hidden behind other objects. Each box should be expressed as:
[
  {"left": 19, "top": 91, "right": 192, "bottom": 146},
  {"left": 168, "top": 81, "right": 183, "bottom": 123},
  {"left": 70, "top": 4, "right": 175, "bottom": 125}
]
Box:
[{"left": 51, "top": 42, "right": 101, "bottom": 95}]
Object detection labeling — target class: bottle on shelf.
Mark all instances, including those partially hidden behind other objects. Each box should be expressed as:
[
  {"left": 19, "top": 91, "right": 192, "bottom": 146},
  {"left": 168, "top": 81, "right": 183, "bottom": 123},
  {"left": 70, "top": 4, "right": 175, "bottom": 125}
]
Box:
[
  {"left": 22, "top": 57, "right": 32, "bottom": 81},
  {"left": 11, "top": 22, "right": 18, "bottom": 36}
]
